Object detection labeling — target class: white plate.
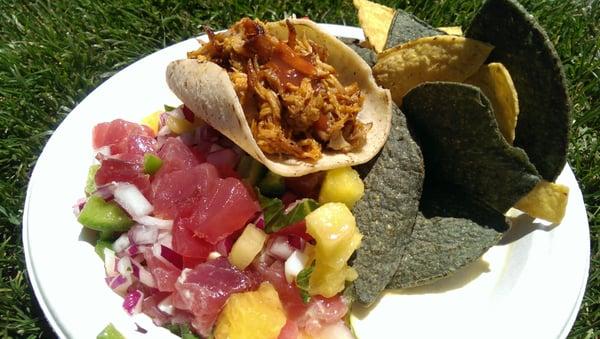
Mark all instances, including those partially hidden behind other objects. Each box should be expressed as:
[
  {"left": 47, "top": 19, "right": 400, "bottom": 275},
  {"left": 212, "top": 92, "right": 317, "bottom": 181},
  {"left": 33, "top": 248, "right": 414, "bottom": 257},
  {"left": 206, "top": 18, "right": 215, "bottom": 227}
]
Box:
[{"left": 23, "top": 24, "right": 589, "bottom": 339}]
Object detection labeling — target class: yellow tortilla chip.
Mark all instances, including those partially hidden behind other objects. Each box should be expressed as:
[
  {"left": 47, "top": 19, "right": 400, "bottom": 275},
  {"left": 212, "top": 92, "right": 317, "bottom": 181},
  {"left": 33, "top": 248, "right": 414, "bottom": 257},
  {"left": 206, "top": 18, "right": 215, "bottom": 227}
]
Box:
[
  {"left": 438, "top": 26, "right": 463, "bottom": 36},
  {"left": 514, "top": 180, "right": 569, "bottom": 224},
  {"left": 353, "top": 0, "right": 395, "bottom": 53},
  {"left": 465, "top": 63, "right": 519, "bottom": 144},
  {"left": 373, "top": 35, "right": 494, "bottom": 104}
]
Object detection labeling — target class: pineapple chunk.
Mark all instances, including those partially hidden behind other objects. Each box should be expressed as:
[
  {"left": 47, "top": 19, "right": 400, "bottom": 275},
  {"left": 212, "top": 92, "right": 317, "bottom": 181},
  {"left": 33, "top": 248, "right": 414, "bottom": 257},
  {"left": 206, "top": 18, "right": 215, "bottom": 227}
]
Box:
[
  {"left": 214, "top": 282, "right": 287, "bottom": 339},
  {"left": 141, "top": 110, "right": 162, "bottom": 134},
  {"left": 318, "top": 167, "right": 364, "bottom": 209},
  {"left": 228, "top": 224, "right": 267, "bottom": 270},
  {"left": 305, "top": 203, "right": 362, "bottom": 297}
]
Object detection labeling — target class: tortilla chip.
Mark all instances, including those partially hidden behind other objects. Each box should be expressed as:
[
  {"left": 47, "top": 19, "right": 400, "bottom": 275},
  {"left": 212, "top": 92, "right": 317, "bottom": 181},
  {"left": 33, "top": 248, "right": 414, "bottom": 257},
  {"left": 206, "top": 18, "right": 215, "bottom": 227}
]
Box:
[
  {"left": 402, "top": 82, "right": 541, "bottom": 214},
  {"left": 465, "top": 63, "right": 519, "bottom": 143},
  {"left": 353, "top": 0, "right": 395, "bottom": 53},
  {"left": 348, "top": 103, "right": 424, "bottom": 305},
  {"left": 438, "top": 26, "right": 463, "bottom": 36},
  {"left": 466, "top": 0, "right": 571, "bottom": 181},
  {"left": 384, "top": 9, "right": 445, "bottom": 50},
  {"left": 374, "top": 36, "right": 493, "bottom": 105},
  {"left": 514, "top": 180, "right": 569, "bottom": 224}
]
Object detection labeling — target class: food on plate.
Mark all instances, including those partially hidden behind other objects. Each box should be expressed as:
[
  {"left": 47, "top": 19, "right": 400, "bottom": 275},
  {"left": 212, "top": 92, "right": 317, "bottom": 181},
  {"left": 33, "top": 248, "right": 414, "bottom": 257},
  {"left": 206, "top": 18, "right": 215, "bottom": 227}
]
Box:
[
  {"left": 465, "top": 62, "right": 519, "bottom": 143},
  {"left": 353, "top": 0, "right": 396, "bottom": 52},
  {"left": 76, "top": 106, "right": 364, "bottom": 337},
  {"left": 373, "top": 36, "right": 493, "bottom": 104},
  {"left": 318, "top": 166, "right": 364, "bottom": 209},
  {"left": 514, "top": 180, "right": 570, "bottom": 224},
  {"left": 402, "top": 82, "right": 541, "bottom": 213},
  {"left": 347, "top": 104, "right": 424, "bottom": 305},
  {"left": 466, "top": 0, "right": 571, "bottom": 181},
  {"left": 437, "top": 26, "right": 463, "bottom": 36},
  {"left": 166, "top": 18, "right": 392, "bottom": 177}
]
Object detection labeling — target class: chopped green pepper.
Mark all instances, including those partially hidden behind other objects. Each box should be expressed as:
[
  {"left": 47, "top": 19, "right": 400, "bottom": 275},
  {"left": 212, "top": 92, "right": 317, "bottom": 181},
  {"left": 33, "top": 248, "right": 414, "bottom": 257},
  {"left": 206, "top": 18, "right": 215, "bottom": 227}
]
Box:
[
  {"left": 143, "top": 153, "right": 163, "bottom": 175},
  {"left": 97, "top": 323, "right": 125, "bottom": 339}
]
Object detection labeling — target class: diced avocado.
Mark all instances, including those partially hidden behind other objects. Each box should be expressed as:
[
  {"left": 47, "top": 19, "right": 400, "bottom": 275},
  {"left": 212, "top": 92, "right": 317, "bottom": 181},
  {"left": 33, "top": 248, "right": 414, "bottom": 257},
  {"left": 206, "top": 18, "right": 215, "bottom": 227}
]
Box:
[
  {"left": 236, "top": 155, "right": 266, "bottom": 186},
  {"left": 97, "top": 323, "right": 125, "bottom": 339},
  {"left": 98, "top": 230, "right": 116, "bottom": 241},
  {"left": 94, "top": 239, "right": 113, "bottom": 260},
  {"left": 143, "top": 153, "right": 163, "bottom": 175},
  {"left": 78, "top": 195, "right": 133, "bottom": 232},
  {"left": 258, "top": 171, "right": 285, "bottom": 196},
  {"left": 85, "top": 164, "right": 100, "bottom": 196}
]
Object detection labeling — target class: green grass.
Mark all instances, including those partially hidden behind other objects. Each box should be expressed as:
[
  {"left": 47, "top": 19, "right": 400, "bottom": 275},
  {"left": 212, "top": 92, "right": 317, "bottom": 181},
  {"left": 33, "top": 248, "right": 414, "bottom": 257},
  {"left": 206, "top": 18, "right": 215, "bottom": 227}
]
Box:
[{"left": 0, "top": 0, "right": 598, "bottom": 338}]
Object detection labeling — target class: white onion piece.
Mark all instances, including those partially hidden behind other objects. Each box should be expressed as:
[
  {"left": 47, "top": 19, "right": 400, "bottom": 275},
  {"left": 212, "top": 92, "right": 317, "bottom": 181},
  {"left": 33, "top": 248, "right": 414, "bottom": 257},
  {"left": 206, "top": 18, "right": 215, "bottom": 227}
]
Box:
[
  {"left": 117, "top": 256, "right": 133, "bottom": 276},
  {"left": 123, "top": 290, "right": 144, "bottom": 315},
  {"left": 134, "top": 215, "right": 173, "bottom": 229},
  {"left": 95, "top": 145, "right": 111, "bottom": 156},
  {"left": 157, "top": 232, "right": 173, "bottom": 248},
  {"left": 157, "top": 295, "right": 175, "bottom": 315},
  {"left": 113, "top": 233, "right": 130, "bottom": 253},
  {"left": 284, "top": 249, "right": 309, "bottom": 283},
  {"left": 313, "top": 321, "right": 354, "bottom": 339},
  {"left": 207, "top": 251, "right": 222, "bottom": 260},
  {"left": 112, "top": 183, "right": 153, "bottom": 218},
  {"left": 129, "top": 224, "right": 159, "bottom": 245},
  {"left": 104, "top": 248, "right": 117, "bottom": 277},
  {"left": 268, "top": 236, "right": 295, "bottom": 260}
]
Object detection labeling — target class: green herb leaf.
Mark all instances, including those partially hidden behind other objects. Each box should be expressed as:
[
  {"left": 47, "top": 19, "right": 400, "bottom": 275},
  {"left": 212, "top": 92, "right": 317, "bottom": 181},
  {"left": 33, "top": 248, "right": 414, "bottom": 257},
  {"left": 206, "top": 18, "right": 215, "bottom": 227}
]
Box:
[
  {"left": 296, "top": 264, "right": 315, "bottom": 304},
  {"left": 164, "top": 104, "right": 176, "bottom": 111},
  {"left": 258, "top": 192, "right": 319, "bottom": 233}
]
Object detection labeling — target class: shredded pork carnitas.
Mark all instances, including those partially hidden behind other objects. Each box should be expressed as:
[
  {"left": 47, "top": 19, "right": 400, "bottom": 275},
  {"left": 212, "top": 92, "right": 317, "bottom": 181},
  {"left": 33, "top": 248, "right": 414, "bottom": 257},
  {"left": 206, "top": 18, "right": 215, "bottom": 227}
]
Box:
[{"left": 188, "top": 18, "right": 369, "bottom": 161}]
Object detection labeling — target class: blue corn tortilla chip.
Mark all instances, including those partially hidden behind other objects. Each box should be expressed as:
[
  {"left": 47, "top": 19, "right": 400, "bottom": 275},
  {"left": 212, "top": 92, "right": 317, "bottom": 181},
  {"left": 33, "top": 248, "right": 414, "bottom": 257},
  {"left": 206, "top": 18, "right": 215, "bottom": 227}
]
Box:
[
  {"left": 465, "top": 0, "right": 571, "bottom": 181},
  {"left": 401, "top": 81, "right": 541, "bottom": 214},
  {"left": 385, "top": 9, "right": 445, "bottom": 49},
  {"left": 339, "top": 37, "right": 377, "bottom": 67},
  {"left": 388, "top": 179, "right": 507, "bottom": 289},
  {"left": 348, "top": 103, "right": 424, "bottom": 306}
]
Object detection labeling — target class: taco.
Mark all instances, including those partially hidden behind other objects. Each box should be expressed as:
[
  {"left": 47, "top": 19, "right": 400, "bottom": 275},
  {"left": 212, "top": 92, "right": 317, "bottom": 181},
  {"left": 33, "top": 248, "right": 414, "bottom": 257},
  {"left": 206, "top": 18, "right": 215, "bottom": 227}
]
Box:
[{"left": 166, "top": 18, "right": 392, "bottom": 177}]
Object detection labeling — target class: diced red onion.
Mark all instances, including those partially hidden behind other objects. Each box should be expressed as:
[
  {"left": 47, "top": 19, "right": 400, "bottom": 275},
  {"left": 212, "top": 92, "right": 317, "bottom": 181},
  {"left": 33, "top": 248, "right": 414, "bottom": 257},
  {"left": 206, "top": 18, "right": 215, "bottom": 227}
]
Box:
[
  {"left": 113, "top": 233, "right": 130, "bottom": 253},
  {"left": 131, "top": 259, "right": 156, "bottom": 288},
  {"left": 158, "top": 124, "right": 172, "bottom": 137},
  {"left": 104, "top": 248, "right": 117, "bottom": 277},
  {"left": 91, "top": 184, "right": 115, "bottom": 201},
  {"left": 123, "top": 290, "right": 144, "bottom": 315},
  {"left": 152, "top": 244, "right": 183, "bottom": 270},
  {"left": 126, "top": 244, "right": 140, "bottom": 256},
  {"left": 267, "top": 236, "right": 295, "bottom": 260},
  {"left": 288, "top": 235, "right": 305, "bottom": 250},
  {"left": 254, "top": 214, "right": 265, "bottom": 229},
  {"left": 129, "top": 224, "right": 159, "bottom": 245},
  {"left": 215, "top": 237, "right": 235, "bottom": 257},
  {"left": 117, "top": 256, "right": 133, "bottom": 276},
  {"left": 72, "top": 198, "right": 86, "bottom": 215},
  {"left": 157, "top": 295, "right": 175, "bottom": 315},
  {"left": 112, "top": 183, "right": 153, "bottom": 218},
  {"left": 109, "top": 274, "right": 132, "bottom": 295},
  {"left": 134, "top": 215, "right": 173, "bottom": 229}
]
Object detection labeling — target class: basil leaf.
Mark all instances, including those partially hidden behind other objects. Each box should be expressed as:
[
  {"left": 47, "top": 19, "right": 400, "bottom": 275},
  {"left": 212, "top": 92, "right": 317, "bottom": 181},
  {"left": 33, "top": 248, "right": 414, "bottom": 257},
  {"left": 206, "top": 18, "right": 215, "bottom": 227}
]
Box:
[
  {"left": 296, "top": 264, "right": 315, "bottom": 304},
  {"left": 258, "top": 192, "right": 319, "bottom": 233}
]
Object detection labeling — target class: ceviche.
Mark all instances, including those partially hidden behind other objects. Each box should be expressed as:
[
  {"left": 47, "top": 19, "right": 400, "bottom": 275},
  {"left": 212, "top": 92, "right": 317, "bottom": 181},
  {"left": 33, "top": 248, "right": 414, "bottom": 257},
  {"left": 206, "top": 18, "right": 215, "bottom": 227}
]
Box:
[{"left": 76, "top": 104, "right": 365, "bottom": 339}]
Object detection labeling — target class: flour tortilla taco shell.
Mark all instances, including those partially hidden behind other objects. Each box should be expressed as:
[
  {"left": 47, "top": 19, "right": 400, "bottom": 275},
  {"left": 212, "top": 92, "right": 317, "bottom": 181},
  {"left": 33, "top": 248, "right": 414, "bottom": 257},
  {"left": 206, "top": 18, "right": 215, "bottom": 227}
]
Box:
[{"left": 166, "top": 19, "right": 392, "bottom": 177}]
